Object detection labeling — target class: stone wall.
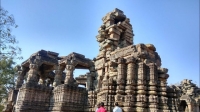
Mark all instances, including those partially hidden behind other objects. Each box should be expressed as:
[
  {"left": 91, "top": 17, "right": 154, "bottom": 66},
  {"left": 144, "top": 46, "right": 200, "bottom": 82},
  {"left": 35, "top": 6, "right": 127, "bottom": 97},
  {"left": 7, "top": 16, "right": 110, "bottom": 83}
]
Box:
[
  {"left": 50, "top": 84, "right": 87, "bottom": 112},
  {"left": 15, "top": 84, "right": 52, "bottom": 112}
]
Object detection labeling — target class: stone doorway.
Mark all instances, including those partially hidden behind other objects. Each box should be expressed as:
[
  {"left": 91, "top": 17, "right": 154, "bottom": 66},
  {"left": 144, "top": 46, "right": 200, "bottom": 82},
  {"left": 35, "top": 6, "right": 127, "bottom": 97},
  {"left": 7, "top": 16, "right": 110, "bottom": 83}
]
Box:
[{"left": 180, "top": 100, "right": 188, "bottom": 112}]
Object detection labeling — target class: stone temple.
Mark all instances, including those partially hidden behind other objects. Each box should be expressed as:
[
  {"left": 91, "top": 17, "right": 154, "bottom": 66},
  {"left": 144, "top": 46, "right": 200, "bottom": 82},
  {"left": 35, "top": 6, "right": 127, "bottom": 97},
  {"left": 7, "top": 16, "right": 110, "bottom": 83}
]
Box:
[{"left": 3, "top": 8, "right": 200, "bottom": 112}]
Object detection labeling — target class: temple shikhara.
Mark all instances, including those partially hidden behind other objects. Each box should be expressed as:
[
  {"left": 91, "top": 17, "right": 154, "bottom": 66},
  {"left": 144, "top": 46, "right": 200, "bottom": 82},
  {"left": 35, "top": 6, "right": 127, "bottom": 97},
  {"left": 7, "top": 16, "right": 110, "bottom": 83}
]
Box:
[{"left": 3, "top": 9, "right": 200, "bottom": 112}]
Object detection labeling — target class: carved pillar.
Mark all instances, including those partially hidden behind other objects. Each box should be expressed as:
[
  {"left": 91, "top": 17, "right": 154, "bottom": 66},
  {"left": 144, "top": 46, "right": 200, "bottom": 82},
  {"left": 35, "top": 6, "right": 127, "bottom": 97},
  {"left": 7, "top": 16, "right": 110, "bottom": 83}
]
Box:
[
  {"left": 101, "top": 63, "right": 112, "bottom": 111},
  {"left": 115, "top": 58, "right": 126, "bottom": 109},
  {"left": 167, "top": 87, "right": 176, "bottom": 111},
  {"left": 147, "top": 63, "right": 158, "bottom": 111},
  {"left": 136, "top": 62, "right": 147, "bottom": 112},
  {"left": 149, "top": 63, "right": 157, "bottom": 85},
  {"left": 38, "top": 71, "right": 47, "bottom": 85},
  {"left": 87, "top": 65, "right": 97, "bottom": 112},
  {"left": 53, "top": 65, "right": 65, "bottom": 87},
  {"left": 116, "top": 58, "right": 126, "bottom": 94},
  {"left": 64, "top": 64, "right": 75, "bottom": 85},
  {"left": 157, "top": 67, "right": 170, "bottom": 111},
  {"left": 126, "top": 57, "right": 136, "bottom": 93},
  {"left": 187, "top": 103, "right": 192, "bottom": 112},
  {"left": 167, "top": 86, "right": 180, "bottom": 112},
  {"left": 124, "top": 57, "right": 136, "bottom": 112},
  {"left": 15, "top": 69, "right": 25, "bottom": 89},
  {"left": 89, "top": 65, "right": 96, "bottom": 90},
  {"left": 102, "top": 62, "right": 109, "bottom": 83},
  {"left": 27, "top": 63, "right": 40, "bottom": 84}
]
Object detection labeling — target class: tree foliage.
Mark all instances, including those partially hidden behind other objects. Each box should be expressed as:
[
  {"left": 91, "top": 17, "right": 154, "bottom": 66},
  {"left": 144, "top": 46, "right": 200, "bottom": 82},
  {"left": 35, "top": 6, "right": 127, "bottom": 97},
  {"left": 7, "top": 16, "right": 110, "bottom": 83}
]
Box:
[
  {"left": 0, "top": 8, "right": 22, "bottom": 108},
  {"left": 0, "top": 58, "right": 18, "bottom": 102},
  {"left": 0, "top": 7, "right": 22, "bottom": 59}
]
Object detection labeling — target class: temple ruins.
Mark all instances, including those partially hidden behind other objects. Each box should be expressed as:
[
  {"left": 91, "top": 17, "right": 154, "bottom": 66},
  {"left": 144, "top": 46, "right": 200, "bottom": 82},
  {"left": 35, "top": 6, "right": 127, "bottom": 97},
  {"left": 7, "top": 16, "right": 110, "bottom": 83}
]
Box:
[{"left": 3, "top": 8, "right": 200, "bottom": 112}]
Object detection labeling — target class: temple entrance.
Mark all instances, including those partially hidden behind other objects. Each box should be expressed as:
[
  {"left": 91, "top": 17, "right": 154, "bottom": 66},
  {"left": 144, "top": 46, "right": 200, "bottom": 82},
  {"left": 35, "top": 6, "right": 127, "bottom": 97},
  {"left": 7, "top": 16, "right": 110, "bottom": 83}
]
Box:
[
  {"left": 74, "top": 68, "right": 91, "bottom": 89},
  {"left": 180, "top": 100, "right": 188, "bottom": 112}
]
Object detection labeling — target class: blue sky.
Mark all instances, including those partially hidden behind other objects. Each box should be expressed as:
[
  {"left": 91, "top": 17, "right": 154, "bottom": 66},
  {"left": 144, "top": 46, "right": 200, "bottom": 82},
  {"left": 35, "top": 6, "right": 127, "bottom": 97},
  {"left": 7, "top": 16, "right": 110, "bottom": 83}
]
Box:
[{"left": 2, "top": 0, "right": 199, "bottom": 86}]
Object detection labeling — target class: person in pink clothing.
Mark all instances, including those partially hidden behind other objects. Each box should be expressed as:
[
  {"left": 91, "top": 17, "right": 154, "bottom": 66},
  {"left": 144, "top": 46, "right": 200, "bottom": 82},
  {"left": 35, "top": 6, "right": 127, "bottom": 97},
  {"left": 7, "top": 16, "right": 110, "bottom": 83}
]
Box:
[{"left": 97, "top": 102, "right": 107, "bottom": 112}]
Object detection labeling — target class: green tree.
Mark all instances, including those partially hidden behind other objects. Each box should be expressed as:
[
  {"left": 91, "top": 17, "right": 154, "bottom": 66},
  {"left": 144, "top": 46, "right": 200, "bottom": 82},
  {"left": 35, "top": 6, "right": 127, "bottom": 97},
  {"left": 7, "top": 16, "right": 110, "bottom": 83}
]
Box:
[
  {"left": 0, "top": 58, "right": 17, "bottom": 99},
  {"left": 0, "top": 7, "right": 22, "bottom": 59},
  {"left": 0, "top": 58, "right": 18, "bottom": 111},
  {"left": 0, "top": 7, "right": 22, "bottom": 110}
]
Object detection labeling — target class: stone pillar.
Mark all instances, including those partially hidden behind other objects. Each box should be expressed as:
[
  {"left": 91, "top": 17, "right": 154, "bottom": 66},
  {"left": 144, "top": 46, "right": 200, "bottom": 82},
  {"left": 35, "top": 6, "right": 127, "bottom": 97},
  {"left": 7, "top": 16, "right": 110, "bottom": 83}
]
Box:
[
  {"left": 116, "top": 58, "right": 126, "bottom": 93},
  {"left": 187, "top": 103, "right": 192, "bottom": 112},
  {"left": 38, "top": 71, "right": 47, "bottom": 85},
  {"left": 89, "top": 65, "right": 96, "bottom": 90},
  {"left": 157, "top": 68, "right": 170, "bottom": 112},
  {"left": 64, "top": 64, "right": 75, "bottom": 85},
  {"left": 53, "top": 65, "right": 65, "bottom": 87},
  {"left": 115, "top": 58, "right": 126, "bottom": 110},
  {"left": 27, "top": 63, "right": 40, "bottom": 84},
  {"left": 86, "top": 73, "right": 92, "bottom": 90},
  {"left": 95, "top": 57, "right": 105, "bottom": 108},
  {"left": 167, "top": 86, "right": 177, "bottom": 112},
  {"left": 148, "top": 63, "right": 158, "bottom": 112},
  {"left": 136, "top": 62, "right": 147, "bottom": 112},
  {"left": 126, "top": 57, "right": 136, "bottom": 90},
  {"left": 87, "top": 65, "right": 97, "bottom": 112},
  {"left": 15, "top": 69, "right": 25, "bottom": 89},
  {"left": 102, "top": 62, "right": 109, "bottom": 83},
  {"left": 124, "top": 57, "right": 136, "bottom": 112},
  {"left": 101, "top": 63, "right": 112, "bottom": 111}
]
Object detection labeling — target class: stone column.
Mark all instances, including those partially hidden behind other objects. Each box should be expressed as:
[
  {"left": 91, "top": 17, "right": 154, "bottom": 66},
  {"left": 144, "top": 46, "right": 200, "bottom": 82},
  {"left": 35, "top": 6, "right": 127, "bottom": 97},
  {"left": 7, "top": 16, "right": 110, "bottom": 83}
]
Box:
[
  {"left": 15, "top": 69, "right": 25, "bottom": 89},
  {"left": 167, "top": 86, "right": 177, "bottom": 111},
  {"left": 101, "top": 62, "right": 113, "bottom": 111},
  {"left": 126, "top": 57, "right": 136, "bottom": 91},
  {"left": 157, "top": 67, "right": 170, "bottom": 111},
  {"left": 148, "top": 63, "right": 158, "bottom": 111},
  {"left": 116, "top": 58, "right": 126, "bottom": 93},
  {"left": 187, "top": 103, "right": 192, "bottom": 112},
  {"left": 64, "top": 64, "right": 75, "bottom": 85},
  {"left": 102, "top": 62, "right": 109, "bottom": 84},
  {"left": 115, "top": 58, "right": 126, "bottom": 109},
  {"left": 27, "top": 63, "right": 40, "bottom": 84},
  {"left": 38, "top": 71, "right": 47, "bottom": 85},
  {"left": 89, "top": 65, "right": 96, "bottom": 90},
  {"left": 124, "top": 57, "right": 136, "bottom": 112},
  {"left": 136, "top": 62, "right": 147, "bottom": 112},
  {"left": 53, "top": 65, "right": 65, "bottom": 87}
]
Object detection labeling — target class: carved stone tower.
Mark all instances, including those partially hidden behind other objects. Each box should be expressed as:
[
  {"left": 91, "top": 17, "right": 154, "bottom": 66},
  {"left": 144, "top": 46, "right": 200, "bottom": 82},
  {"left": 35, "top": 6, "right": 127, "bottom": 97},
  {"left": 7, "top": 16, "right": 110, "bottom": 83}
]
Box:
[{"left": 89, "top": 8, "right": 171, "bottom": 112}]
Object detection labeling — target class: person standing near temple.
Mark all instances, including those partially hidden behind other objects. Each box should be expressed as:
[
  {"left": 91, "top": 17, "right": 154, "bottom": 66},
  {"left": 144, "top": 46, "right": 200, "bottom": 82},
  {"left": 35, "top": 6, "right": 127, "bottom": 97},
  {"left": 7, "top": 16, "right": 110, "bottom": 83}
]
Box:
[
  {"left": 97, "top": 102, "right": 107, "bottom": 112},
  {"left": 113, "top": 102, "right": 122, "bottom": 112},
  {"left": 95, "top": 103, "right": 100, "bottom": 112}
]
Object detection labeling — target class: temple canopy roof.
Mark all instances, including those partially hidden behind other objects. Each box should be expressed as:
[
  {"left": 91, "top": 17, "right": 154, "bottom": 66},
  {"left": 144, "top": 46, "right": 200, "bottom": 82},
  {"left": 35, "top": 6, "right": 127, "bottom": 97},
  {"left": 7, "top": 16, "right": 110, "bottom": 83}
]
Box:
[
  {"left": 21, "top": 50, "right": 60, "bottom": 68},
  {"left": 59, "top": 52, "right": 93, "bottom": 69}
]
